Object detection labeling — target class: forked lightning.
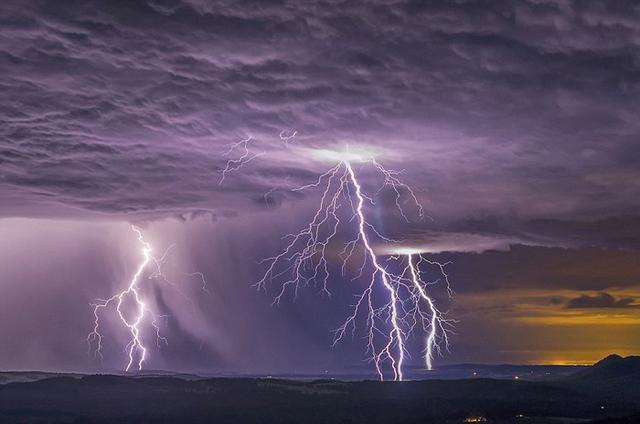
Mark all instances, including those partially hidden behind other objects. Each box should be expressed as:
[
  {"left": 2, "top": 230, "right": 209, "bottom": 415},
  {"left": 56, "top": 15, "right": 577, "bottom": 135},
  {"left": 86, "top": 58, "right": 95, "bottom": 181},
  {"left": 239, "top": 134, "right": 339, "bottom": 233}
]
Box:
[{"left": 257, "top": 150, "right": 453, "bottom": 381}]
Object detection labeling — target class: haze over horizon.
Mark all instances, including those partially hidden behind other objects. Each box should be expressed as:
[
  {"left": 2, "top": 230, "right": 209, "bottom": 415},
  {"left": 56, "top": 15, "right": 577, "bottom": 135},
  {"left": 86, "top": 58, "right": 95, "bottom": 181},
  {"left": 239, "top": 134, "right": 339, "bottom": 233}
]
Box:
[{"left": 1, "top": 0, "right": 639, "bottom": 376}]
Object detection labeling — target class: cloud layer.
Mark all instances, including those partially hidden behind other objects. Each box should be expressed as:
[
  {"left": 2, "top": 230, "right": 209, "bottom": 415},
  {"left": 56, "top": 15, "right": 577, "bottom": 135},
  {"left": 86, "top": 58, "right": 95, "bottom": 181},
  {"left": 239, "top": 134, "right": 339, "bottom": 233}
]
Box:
[
  {"left": 1, "top": 1, "right": 639, "bottom": 371},
  {"left": 1, "top": 0, "right": 639, "bottom": 228}
]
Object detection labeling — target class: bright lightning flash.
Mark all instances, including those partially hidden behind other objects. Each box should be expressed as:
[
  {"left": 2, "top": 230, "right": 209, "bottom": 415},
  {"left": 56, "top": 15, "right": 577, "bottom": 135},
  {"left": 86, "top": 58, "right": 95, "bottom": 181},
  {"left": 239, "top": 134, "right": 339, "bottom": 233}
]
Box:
[
  {"left": 257, "top": 150, "right": 453, "bottom": 381},
  {"left": 87, "top": 226, "right": 202, "bottom": 372},
  {"left": 403, "top": 252, "right": 453, "bottom": 371}
]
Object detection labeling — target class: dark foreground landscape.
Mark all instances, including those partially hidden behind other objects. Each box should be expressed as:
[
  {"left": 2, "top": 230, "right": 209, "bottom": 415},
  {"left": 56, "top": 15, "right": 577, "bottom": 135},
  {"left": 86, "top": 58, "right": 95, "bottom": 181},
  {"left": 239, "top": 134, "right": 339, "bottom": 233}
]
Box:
[{"left": 0, "top": 355, "right": 638, "bottom": 424}]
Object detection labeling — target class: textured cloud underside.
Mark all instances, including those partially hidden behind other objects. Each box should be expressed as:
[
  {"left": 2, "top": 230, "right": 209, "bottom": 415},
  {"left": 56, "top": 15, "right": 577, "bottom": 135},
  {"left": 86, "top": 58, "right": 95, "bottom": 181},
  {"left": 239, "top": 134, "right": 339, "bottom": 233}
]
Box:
[{"left": 1, "top": 0, "right": 639, "bottom": 228}]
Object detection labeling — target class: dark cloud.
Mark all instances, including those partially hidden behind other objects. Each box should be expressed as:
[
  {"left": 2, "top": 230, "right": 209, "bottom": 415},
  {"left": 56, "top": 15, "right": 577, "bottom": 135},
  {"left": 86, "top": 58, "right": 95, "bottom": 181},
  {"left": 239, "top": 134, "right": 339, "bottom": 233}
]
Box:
[
  {"left": 566, "top": 292, "right": 638, "bottom": 309},
  {"left": 0, "top": 0, "right": 638, "bottom": 231},
  {"left": 435, "top": 215, "right": 640, "bottom": 252},
  {"left": 436, "top": 244, "right": 640, "bottom": 293},
  {"left": 1, "top": 0, "right": 639, "bottom": 371}
]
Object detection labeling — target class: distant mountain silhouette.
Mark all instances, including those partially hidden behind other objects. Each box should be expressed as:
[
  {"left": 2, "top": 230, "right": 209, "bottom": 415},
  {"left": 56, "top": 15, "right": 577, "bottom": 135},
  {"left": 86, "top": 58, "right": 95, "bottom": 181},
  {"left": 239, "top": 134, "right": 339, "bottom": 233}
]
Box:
[
  {"left": 568, "top": 354, "right": 640, "bottom": 382},
  {"left": 564, "top": 355, "right": 640, "bottom": 404}
]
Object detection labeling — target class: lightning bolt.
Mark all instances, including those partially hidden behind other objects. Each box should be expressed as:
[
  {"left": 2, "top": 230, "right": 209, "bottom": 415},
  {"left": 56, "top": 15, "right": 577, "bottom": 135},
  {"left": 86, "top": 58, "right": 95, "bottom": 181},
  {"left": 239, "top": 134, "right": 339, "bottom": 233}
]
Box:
[
  {"left": 341, "top": 161, "right": 405, "bottom": 380},
  {"left": 219, "top": 136, "right": 266, "bottom": 185},
  {"left": 405, "top": 253, "right": 453, "bottom": 370},
  {"left": 257, "top": 150, "right": 453, "bottom": 381},
  {"left": 279, "top": 129, "right": 298, "bottom": 145},
  {"left": 184, "top": 272, "right": 210, "bottom": 295},
  {"left": 87, "top": 226, "right": 209, "bottom": 371},
  {"left": 87, "top": 226, "right": 159, "bottom": 371}
]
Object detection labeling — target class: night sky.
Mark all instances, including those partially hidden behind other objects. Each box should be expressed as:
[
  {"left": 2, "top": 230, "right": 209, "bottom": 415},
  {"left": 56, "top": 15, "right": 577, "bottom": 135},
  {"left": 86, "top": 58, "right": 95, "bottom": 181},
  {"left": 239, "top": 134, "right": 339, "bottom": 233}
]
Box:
[{"left": 1, "top": 0, "right": 639, "bottom": 374}]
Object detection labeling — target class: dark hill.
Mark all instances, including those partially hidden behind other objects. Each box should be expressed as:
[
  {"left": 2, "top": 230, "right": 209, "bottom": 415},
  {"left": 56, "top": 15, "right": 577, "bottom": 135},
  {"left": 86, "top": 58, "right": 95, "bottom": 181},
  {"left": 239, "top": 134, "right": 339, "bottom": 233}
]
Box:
[
  {"left": 570, "top": 355, "right": 640, "bottom": 382},
  {"left": 0, "top": 356, "right": 638, "bottom": 423},
  {"left": 564, "top": 355, "right": 640, "bottom": 403}
]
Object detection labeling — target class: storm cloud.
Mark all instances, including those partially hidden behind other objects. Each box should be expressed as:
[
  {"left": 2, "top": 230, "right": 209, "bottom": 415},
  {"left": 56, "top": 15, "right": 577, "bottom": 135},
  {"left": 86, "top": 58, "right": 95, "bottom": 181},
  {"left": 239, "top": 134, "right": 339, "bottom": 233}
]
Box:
[
  {"left": 1, "top": 0, "right": 639, "bottom": 226},
  {"left": 566, "top": 292, "right": 638, "bottom": 309},
  {"left": 1, "top": 0, "right": 639, "bottom": 371}
]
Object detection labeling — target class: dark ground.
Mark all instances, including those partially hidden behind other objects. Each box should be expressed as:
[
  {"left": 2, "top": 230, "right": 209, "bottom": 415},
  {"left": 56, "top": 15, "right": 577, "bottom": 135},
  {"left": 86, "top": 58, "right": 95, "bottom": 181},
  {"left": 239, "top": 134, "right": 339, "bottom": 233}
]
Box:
[{"left": 0, "top": 355, "right": 638, "bottom": 424}]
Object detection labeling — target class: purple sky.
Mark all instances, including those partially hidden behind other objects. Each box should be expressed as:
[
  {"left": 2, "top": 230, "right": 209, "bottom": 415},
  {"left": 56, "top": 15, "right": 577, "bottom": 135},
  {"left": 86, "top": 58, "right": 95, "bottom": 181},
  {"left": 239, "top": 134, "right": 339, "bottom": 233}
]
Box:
[{"left": 0, "top": 0, "right": 639, "bottom": 373}]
